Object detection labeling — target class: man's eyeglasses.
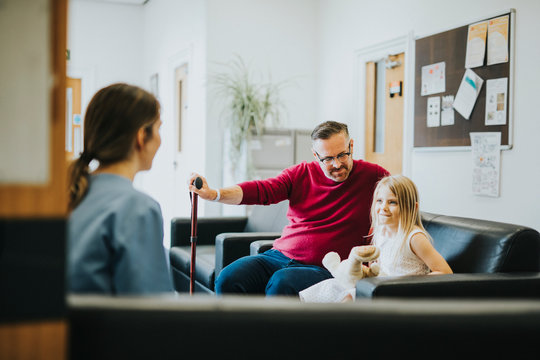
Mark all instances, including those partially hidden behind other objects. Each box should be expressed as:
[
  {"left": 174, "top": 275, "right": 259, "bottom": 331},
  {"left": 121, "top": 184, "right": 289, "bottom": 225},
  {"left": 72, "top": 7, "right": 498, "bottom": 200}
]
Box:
[{"left": 314, "top": 143, "right": 351, "bottom": 166}]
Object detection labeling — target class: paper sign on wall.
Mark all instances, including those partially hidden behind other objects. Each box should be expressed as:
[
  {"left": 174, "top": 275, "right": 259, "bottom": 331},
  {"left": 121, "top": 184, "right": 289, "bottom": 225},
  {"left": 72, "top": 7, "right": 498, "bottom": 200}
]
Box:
[
  {"left": 421, "top": 62, "right": 445, "bottom": 96},
  {"left": 441, "top": 95, "right": 455, "bottom": 126},
  {"left": 465, "top": 21, "right": 488, "bottom": 68},
  {"left": 427, "top": 96, "right": 440, "bottom": 127},
  {"left": 485, "top": 77, "right": 508, "bottom": 126},
  {"left": 487, "top": 15, "right": 509, "bottom": 66},
  {"left": 453, "top": 69, "right": 484, "bottom": 120},
  {"left": 470, "top": 132, "right": 501, "bottom": 197}
]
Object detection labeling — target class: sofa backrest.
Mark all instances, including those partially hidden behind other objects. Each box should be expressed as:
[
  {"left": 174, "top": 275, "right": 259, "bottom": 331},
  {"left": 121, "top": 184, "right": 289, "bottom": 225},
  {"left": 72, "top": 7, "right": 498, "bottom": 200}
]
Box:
[
  {"left": 421, "top": 212, "right": 540, "bottom": 273},
  {"left": 244, "top": 200, "right": 289, "bottom": 233}
]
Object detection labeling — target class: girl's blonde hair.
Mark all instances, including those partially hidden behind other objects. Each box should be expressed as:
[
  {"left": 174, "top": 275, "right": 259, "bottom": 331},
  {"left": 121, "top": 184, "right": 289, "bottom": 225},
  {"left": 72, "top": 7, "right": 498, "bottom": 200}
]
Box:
[{"left": 370, "top": 175, "right": 430, "bottom": 242}]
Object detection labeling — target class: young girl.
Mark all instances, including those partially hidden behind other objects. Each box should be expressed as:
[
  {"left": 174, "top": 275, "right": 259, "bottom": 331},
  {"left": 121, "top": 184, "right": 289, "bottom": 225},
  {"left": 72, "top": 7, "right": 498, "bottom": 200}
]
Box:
[
  {"left": 300, "top": 174, "right": 452, "bottom": 302},
  {"left": 67, "top": 83, "right": 173, "bottom": 295},
  {"left": 369, "top": 175, "right": 452, "bottom": 278}
]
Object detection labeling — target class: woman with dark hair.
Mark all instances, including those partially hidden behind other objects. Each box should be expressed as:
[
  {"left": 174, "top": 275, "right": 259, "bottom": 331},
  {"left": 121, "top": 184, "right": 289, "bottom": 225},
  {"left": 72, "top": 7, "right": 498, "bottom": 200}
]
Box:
[{"left": 67, "top": 83, "right": 173, "bottom": 294}]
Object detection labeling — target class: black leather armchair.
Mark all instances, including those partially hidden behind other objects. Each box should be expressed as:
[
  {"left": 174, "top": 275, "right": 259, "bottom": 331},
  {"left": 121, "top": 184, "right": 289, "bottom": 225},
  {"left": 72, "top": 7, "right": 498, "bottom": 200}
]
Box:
[{"left": 169, "top": 201, "right": 289, "bottom": 293}]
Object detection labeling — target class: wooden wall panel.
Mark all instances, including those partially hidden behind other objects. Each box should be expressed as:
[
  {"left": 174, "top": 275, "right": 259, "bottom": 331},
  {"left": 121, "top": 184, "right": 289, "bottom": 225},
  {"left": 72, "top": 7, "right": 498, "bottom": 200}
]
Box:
[
  {"left": 0, "top": 1, "right": 68, "bottom": 359},
  {"left": 0, "top": 321, "right": 67, "bottom": 360},
  {"left": 0, "top": 0, "right": 68, "bottom": 218}
]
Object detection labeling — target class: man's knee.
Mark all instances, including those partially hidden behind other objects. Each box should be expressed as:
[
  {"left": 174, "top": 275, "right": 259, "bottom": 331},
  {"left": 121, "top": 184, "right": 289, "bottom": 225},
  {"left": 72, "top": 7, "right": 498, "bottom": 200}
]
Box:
[
  {"left": 265, "top": 270, "right": 298, "bottom": 296},
  {"left": 215, "top": 255, "right": 269, "bottom": 295},
  {"left": 215, "top": 264, "right": 244, "bottom": 294}
]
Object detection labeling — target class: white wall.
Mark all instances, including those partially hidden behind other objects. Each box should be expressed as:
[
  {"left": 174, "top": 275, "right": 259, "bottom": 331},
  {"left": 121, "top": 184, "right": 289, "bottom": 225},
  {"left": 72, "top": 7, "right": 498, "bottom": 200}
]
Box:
[
  {"left": 317, "top": 0, "right": 540, "bottom": 230},
  {"left": 68, "top": 0, "right": 540, "bottom": 232},
  {"left": 140, "top": 0, "right": 207, "bottom": 246},
  {"left": 205, "top": 0, "right": 319, "bottom": 215},
  {"left": 68, "top": 1, "right": 144, "bottom": 89}
]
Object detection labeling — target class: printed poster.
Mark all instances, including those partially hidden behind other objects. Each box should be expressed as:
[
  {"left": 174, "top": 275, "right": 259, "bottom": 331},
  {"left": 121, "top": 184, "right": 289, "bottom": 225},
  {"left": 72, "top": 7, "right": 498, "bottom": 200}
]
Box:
[
  {"left": 487, "top": 15, "right": 509, "bottom": 66},
  {"left": 427, "top": 96, "right": 440, "bottom": 127},
  {"left": 470, "top": 132, "right": 501, "bottom": 197},
  {"left": 421, "top": 62, "right": 445, "bottom": 96},
  {"left": 485, "top": 77, "right": 508, "bottom": 126},
  {"left": 465, "top": 21, "right": 488, "bottom": 68},
  {"left": 441, "top": 95, "right": 455, "bottom": 126},
  {"left": 453, "top": 69, "right": 484, "bottom": 120}
]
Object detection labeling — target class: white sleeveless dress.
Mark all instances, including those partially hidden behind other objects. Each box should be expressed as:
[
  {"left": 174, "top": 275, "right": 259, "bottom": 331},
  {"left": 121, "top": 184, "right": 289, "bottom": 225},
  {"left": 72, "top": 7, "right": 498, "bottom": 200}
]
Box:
[{"left": 375, "top": 228, "right": 431, "bottom": 277}]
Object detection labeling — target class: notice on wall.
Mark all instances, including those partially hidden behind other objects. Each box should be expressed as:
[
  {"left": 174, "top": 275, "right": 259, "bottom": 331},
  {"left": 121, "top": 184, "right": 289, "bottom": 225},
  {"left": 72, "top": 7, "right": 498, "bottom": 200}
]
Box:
[
  {"left": 470, "top": 132, "right": 501, "bottom": 197},
  {"left": 441, "top": 95, "right": 455, "bottom": 126},
  {"left": 465, "top": 21, "right": 488, "bottom": 68},
  {"left": 485, "top": 77, "right": 508, "bottom": 126},
  {"left": 453, "top": 69, "right": 484, "bottom": 120},
  {"left": 487, "top": 15, "right": 509, "bottom": 66},
  {"left": 427, "top": 96, "right": 441, "bottom": 127},
  {"left": 421, "top": 61, "right": 446, "bottom": 96}
]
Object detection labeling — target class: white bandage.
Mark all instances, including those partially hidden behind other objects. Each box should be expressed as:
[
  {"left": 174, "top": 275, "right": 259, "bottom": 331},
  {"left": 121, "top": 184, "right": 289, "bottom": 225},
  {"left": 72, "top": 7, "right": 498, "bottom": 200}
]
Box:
[{"left": 212, "top": 188, "right": 221, "bottom": 202}]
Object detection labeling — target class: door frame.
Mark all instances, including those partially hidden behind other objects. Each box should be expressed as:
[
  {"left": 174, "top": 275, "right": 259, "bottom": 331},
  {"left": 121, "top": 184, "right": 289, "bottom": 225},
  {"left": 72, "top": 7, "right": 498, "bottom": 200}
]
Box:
[
  {"left": 67, "top": 65, "right": 95, "bottom": 123},
  {"left": 166, "top": 45, "right": 199, "bottom": 224},
  {"left": 353, "top": 33, "right": 415, "bottom": 176}
]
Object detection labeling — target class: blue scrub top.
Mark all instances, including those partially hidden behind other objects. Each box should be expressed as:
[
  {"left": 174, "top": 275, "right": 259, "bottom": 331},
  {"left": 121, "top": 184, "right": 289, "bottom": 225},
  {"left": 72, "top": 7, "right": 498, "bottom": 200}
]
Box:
[{"left": 68, "top": 173, "right": 173, "bottom": 294}]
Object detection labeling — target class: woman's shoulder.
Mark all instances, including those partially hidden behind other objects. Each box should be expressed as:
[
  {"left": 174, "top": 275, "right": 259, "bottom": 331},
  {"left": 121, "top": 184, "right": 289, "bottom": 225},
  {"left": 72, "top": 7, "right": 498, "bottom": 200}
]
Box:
[{"left": 89, "top": 174, "right": 160, "bottom": 213}]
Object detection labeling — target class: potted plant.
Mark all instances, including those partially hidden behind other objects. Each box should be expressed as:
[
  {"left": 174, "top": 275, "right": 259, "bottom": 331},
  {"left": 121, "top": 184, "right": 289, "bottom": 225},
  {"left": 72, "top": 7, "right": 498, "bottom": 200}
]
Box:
[{"left": 212, "top": 56, "right": 287, "bottom": 180}]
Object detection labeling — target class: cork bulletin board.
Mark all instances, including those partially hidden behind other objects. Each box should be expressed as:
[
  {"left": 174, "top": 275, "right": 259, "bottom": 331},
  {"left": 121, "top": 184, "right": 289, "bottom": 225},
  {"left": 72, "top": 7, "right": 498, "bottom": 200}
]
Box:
[{"left": 413, "top": 10, "right": 515, "bottom": 149}]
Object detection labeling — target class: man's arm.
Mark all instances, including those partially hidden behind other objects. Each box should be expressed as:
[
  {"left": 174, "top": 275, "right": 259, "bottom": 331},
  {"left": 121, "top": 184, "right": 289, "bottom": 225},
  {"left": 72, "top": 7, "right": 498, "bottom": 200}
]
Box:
[{"left": 188, "top": 173, "right": 243, "bottom": 205}]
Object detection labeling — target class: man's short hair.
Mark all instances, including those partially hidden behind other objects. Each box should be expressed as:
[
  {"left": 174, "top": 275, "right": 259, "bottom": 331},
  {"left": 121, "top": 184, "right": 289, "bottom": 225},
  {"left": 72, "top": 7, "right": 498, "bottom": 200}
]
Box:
[{"left": 311, "top": 121, "right": 349, "bottom": 141}]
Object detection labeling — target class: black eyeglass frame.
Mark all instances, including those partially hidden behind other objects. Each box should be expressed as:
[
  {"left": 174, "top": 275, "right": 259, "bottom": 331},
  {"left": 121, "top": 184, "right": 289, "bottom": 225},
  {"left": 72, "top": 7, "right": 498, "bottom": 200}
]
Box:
[{"left": 314, "top": 142, "right": 352, "bottom": 165}]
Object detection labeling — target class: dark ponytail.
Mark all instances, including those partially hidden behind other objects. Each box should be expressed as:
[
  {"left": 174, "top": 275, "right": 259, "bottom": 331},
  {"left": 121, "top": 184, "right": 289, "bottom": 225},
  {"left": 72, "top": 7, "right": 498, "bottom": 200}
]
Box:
[
  {"left": 68, "top": 153, "right": 92, "bottom": 211},
  {"left": 67, "top": 83, "right": 160, "bottom": 212}
]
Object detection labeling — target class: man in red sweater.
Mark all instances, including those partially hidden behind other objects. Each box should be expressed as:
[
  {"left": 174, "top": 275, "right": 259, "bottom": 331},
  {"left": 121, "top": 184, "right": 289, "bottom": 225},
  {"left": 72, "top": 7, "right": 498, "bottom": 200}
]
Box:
[{"left": 189, "top": 121, "right": 389, "bottom": 296}]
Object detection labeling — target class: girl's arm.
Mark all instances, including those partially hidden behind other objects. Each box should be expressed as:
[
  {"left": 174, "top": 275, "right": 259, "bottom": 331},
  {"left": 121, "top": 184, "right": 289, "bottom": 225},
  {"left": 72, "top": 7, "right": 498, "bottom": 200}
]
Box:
[{"left": 410, "top": 232, "right": 453, "bottom": 275}]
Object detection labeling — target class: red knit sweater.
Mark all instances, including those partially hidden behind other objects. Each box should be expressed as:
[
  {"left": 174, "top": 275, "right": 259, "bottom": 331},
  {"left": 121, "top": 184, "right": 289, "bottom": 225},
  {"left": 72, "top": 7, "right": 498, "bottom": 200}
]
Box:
[{"left": 239, "top": 160, "right": 389, "bottom": 266}]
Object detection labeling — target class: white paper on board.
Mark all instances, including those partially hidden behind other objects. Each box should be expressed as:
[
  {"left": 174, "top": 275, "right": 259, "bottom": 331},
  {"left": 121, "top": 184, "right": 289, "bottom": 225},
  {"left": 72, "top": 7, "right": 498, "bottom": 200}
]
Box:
[
  {"left": 485, "top": 77, "right": 508, "bottom": 126},
  {"left": 441, "top": 95, "right": 455, "bottom": 126},
  {"left": 427, "top": 96, "right": 441, "bottom": 127},
  {"left": 421, "top": 62, "right": 446, "bottom": 96},
  {"left": 453, "top": 69, "right": 484, "bottom": 120},
  {"left": 465, "top": 21, "right": 488, "bottom": 68},
  {"left": 487, "top": 15, "right": 509, "bottom": 66}
]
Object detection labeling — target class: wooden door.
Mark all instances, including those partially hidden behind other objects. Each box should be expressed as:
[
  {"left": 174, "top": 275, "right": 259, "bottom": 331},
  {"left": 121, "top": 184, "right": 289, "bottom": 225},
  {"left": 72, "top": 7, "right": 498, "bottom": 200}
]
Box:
[{"left": 365, "top": 52, "right": 405, "bottom": 175}]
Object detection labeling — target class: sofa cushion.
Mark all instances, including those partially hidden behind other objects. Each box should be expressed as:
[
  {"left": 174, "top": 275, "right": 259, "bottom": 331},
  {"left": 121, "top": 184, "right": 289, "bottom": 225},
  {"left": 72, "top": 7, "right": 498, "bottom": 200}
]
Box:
[
  {"left": 244, "top": 200, "right": 289, "bottom": 232},
  {"left": 169, "top": 245, "right": 216, "bottom": 290}
]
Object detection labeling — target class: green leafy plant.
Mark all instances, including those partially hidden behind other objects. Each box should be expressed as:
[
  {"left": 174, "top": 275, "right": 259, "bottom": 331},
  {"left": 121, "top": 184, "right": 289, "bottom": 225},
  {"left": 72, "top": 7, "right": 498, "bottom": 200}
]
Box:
[{"left": 212, "top": 56, "right": 287, "bottom": 178}]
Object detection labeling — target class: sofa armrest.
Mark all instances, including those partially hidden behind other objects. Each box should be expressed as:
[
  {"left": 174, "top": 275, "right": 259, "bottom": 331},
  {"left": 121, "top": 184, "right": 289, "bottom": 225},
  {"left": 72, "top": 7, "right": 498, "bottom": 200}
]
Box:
[
  {"left": 250, "top": 240, "right": 275, "bottom": 255},
  {"left": 171, "top": 217, "right": 248, "bottom": 247},
  {"left": 215, "top": 232, "right": 281, "bottom": 278},
  {"left": 356, "top": 272, "right": 540, "bottom": 299}
]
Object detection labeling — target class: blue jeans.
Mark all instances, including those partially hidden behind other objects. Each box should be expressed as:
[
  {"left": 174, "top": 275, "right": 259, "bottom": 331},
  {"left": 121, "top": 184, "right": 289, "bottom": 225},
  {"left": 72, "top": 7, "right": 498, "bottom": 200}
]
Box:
[{"left": 215, "top": 249, "right": 332, "bottom": 296}]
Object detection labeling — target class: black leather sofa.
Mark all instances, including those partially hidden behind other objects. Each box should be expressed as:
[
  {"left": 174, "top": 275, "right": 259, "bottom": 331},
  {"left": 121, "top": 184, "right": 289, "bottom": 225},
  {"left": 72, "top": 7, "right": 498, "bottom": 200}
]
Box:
[
  {"left": 170, "top": 201, "right": 540, "bottom": 298},
  {"left": 68, "top": 294, "right": 540, "bottom": 359}
]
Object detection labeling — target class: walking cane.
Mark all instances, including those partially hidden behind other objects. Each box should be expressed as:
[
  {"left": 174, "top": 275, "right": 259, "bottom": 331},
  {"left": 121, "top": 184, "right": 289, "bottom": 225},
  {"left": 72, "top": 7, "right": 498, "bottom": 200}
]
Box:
[{"left": 190, "top": 177, "right": 203, "bottom": 295}]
